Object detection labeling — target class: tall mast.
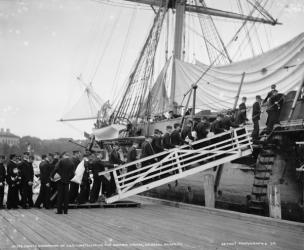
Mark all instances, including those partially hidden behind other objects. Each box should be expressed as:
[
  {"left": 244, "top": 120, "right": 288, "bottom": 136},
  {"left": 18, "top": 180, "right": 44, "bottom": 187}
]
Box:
[{"left": 170, "top": 0, "right": 186, "bottom": 109}]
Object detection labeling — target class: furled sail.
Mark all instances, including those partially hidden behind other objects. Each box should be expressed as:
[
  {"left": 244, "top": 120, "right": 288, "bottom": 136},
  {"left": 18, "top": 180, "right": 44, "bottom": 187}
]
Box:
[
  {"left": 174, "top": 33, "right": 304, "bottom": 111},
  {"left": 92, "top": 124, "right": 126, "bottom": 141},
  {"left": 139, "top": 59, "right": 170, "bottom": 118},
  {"left": 60, "top": 86, "right": 105, "bottom": 122}
]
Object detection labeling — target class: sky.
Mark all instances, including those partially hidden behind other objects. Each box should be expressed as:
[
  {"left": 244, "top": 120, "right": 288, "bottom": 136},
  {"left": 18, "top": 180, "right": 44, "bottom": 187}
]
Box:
[{"left": 0, "top": 0, "right": 304, "bottom": 140}]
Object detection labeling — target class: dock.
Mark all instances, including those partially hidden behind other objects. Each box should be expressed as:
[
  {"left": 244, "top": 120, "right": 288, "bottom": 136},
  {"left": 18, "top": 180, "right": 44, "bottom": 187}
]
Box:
[{"left": 0, "top": 196, "right": 303, "bottom": 250}]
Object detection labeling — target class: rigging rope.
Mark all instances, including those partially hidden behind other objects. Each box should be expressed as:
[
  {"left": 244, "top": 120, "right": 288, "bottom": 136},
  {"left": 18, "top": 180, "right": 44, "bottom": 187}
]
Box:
[
  {"left": 110, "top": 8, "right": 137, "bottom": 101},
  {"left": 89, "top": 8, "right": 123, "bottom": 84}
]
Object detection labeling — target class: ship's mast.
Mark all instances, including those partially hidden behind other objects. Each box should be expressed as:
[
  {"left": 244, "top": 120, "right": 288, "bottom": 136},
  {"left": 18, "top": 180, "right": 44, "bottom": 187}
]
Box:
[{"left": 170, "top": 0, "right": 186, "bottom": 109}]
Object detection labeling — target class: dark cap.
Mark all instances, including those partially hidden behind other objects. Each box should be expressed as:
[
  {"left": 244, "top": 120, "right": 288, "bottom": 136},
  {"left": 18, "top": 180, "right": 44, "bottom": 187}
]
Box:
[
  {"left": 271, "top": 84, "right": 276, "bottom": 89},
  {"left": 174, "top": 123, "right": 181, "bottom": 129},
  {"left": 9, "top": 154, "right": 16, "bottom": 160},
  {"left": 256, "top": 95, "right": 262, "bottom": 100},
  {"left": 166, "top": 125, "right": 172, "bottom": 129}
]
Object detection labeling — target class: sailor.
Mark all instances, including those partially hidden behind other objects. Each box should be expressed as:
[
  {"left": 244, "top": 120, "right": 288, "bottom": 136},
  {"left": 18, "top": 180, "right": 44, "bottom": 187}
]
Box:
[
  {"left": 163, "top": 126, "right": 174, "bottom": 150},
  {"left": 263, "top": 84, "right": 277, "bottom": 104},
  {"left": 222, "top": 111, "right": 238, "bottom": 131},
  {"left": 68, "top": 150, "right": 81, "bottom": 203},
  {"left": 127, "top": 141, "right": 139, "bottom": 176},
  {"left": 171, "top": 123, "right": 184, "bottom": 147},
  {"left": 51, "top": 152, "right": 74, "bottom": 214},
  {"left": 152, "top": 129, "right": 164, "bottom": 153},
  {"left": 89, "top": 153, "right": 104, "bottom": 203},
  {"left": 0, "top": 155, "right": 6, "bottom": 209},
  {"left": 194, "top": 117, "right": 210, "bottom": 140},
  {"left": 20, "top": 153, "right": 34, "bottom": 208},
  {"left": 35, "top": 154, "right": 53, "bottom": 209},
  {"left": 140, "top": 136, "right": 157, "bottom": 184},
  {"left": 210, "top": 114, "right": 225, "bottom": 135},
  {"left": 266, "top": 90, "right": 284, "bottom": 133},
  {"left": 236, "top": 97, "right": 248, "bottom": 125},
  {"left": 252, "top": 95, "right": 262, "bottom": 140},
  {"left": 109, "top": 143, "right": 124, "bottom": 165},
  {"left": 49, "top": 152, "right": 60, "bottom": 207},
  {"left": 6, "top": 154, "right": 21, "bottom": 209},
  {"left": 181, "top": 120, "right": 195, "bottom": 142}
]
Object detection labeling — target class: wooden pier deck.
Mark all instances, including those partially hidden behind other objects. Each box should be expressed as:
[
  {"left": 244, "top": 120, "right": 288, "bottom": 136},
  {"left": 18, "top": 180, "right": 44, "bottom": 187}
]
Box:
[{"left": 0, "top": 197, "right": 303, "bottom": 250}]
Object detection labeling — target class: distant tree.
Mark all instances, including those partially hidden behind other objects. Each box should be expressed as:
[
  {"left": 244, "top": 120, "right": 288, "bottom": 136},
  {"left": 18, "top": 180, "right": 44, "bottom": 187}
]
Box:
[{"left": 2, "top": 143, "right": 10, "bottom": 156}]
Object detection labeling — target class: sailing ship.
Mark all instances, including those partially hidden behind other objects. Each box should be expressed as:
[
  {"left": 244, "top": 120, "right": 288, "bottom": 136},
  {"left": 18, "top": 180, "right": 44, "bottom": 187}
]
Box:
[{"left": 60, "top": 0, "right": 304, "bottom": 221}]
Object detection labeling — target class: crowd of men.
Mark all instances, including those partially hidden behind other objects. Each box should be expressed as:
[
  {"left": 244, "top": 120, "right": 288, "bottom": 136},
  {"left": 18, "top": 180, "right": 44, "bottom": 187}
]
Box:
[
  {"left": 0, "top": 151, "right": 118, "bottom": 215},
  {"left": 0, "top": 85, "right": 285, "bottom": 215}
]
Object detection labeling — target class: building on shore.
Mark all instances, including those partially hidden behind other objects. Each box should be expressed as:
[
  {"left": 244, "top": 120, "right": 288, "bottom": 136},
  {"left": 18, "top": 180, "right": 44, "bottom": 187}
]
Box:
[{"left": 0, "top": 128, "right": 20, "bottom": 146}]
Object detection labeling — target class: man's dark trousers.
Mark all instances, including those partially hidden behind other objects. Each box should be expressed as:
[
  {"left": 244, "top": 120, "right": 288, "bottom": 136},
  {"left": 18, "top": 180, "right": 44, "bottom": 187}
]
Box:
[{"left": 57, "top": 182, "right": 69, "bottom": 213}]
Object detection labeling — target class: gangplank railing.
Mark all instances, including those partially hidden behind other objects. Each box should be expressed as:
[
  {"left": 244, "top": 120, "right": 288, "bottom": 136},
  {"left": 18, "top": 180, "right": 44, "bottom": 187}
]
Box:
[{"left": 99, "top": 127, "right": 253, "bottom": 203}]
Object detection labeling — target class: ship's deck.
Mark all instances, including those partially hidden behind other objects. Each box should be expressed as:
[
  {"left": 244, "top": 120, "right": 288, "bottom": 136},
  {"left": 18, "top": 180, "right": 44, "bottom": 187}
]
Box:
[{"left": 0, "top": 197, "right": 303, "bottom": 250}]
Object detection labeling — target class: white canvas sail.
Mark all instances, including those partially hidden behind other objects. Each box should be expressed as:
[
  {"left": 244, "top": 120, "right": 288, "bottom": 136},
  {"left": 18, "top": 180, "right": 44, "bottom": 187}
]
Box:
[
  {"left": 60, "top": 86, "right": 105, "bottom": 121},
  {"left": 174, "top": 33, "right": 304, "bottom": 111},
  {"left": 140, "top": 59, "right": 170, "bottom": 117}
]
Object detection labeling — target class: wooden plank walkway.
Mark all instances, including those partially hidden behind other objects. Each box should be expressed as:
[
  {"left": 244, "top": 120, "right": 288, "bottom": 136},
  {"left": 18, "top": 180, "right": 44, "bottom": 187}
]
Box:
[{"left": 0, "top": 198, "right": 303, "bottom": 250}]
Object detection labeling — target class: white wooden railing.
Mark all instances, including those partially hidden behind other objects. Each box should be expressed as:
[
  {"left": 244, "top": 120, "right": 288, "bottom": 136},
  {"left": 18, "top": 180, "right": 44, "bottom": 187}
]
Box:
[{"left": 99, "top": 127, "right": 253, "bottom": 203}]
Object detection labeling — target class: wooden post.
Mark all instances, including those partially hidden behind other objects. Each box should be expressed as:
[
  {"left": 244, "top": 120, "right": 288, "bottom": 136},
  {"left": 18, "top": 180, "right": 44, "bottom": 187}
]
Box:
[
  {"left": 267, "top": 184, "right": 281, "bottom": 219},
  {"left": 203, "top": 174, "right": 215, "bottom": 208},
  {"left": 191, "top": 84, "right": 198, "bottom": 119},
  {"left": 214, "top": 164, "right": 224, "bottom": 194},
  {"left": 232, "top": 72, "right": 246, "bottom": 111}
]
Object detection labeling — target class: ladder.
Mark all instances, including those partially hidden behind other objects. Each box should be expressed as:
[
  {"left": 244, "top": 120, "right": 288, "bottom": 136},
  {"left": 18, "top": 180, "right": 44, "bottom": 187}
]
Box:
[
  {"left": 249, "top": 148, "right": 276, "bottom": 214},
  {"left": 99, "top": 127, "right": 253, "bottom": 203}
]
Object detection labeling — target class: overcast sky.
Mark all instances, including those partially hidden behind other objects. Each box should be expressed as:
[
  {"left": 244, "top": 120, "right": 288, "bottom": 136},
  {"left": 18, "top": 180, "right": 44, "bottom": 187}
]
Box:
[{"left": 0, "top": 0, "right": 304, "bottom": 140}]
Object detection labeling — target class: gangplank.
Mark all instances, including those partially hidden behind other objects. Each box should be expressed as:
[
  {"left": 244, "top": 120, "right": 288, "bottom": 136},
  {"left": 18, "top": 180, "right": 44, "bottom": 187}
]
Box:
[{"left": 99, "top": 127, "right": 252, "bottom": 203}]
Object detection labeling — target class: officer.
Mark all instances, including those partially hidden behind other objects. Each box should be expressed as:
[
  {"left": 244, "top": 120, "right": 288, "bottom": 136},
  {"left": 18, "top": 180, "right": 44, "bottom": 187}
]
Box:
[
  {"left": 252, "top": 95, "right": 262, "bottom": 140},
  {"left": 51, "top": 152, "right": 74, "bottom": 214},
  {"left": 6, "top": 154, "right": 21, "bottom": 209},
  {"left": 35, "top": 154, "right": 53, "bottom": 209},
  {"left": 19, "top": 153, "right": 34, "bottom": 208},
  {"left": 69, "top": 150, "right": 81, "bottom": 203}
]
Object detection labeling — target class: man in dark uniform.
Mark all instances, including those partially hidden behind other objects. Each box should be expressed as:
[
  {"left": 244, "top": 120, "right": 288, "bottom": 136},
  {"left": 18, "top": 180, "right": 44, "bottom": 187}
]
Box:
[
  {"left": 163, "top": 126, "right": 174, "bottom": 150},
  {"left": 266, "top": 90, "right": 284, "bottom": 133},
  {"left": 263, "top": 84, "right": 277, "bottom": 104},
  {"left": 236, "top": 97, "right": 248, "bottom": 125},
  {"left": 171, "top": 123, "right": 184, "bottom": 147},
  {"left": 35, "top": 154, "right": 53, "bottom": 209},
  {"left": 89, "top": 153, "right": 104, "bottom": 203},
  {"left": 181, "top": 120, "right": 195, "bottom": 142},
  {"left": 252, "top": 95, "right": 262, "bottom": 140},
  {"left": 68, "top": 150, "right": 81, "bottom": 203},
  {"left": 20, "top": 153, "right": 34, "bottom": 208},
  {"left": 152, "top": 129, "right": 163, "bottom": 153},
  {"left": 126, "top": 141, "right": 139, "bottom": 176},
  {"left": 49, "top": 152, "right": 59, "bottom": 207},
  {"left": 51, "top": 152, "right": 74, "bottom": 214},
  {"left": 194, "top": 117, "right": 210, "bottom": 140},
  {"left": 109, "top": 143, "right": 124, "bottom": 165},
  {"left": 140, "top": 136, "right": 157, "bottom": 184},
  {"left": 211, "top": 114, "right": 225, "bottom": 135},
  {"left": 6, "top": 154, "right": 21, "bottom": 209},
  {"left": 0, "top": 155, "right": 6, "bottom": 209}
]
